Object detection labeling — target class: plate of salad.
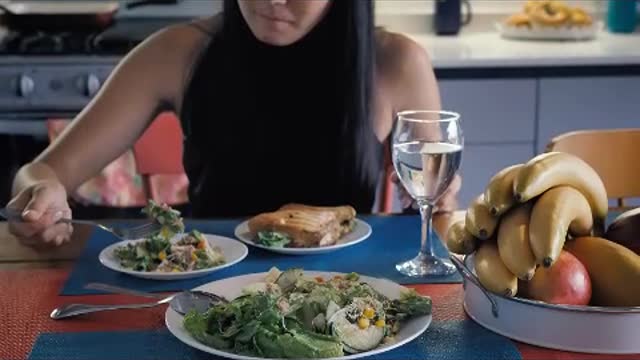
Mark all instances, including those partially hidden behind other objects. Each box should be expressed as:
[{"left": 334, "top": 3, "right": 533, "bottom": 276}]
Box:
[
  {"left": 98, "top": 200, "right": 248, "bottom": 280},
  {"left": 166, "top": 268, "right": 432, "bottom": 359}
]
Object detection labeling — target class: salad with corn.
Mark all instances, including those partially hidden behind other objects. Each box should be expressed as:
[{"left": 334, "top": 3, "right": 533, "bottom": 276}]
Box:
[
  {"left": 183, "top": 268, "right": 431, "bottom": 358},
  {"left": 142, "top": 199, "right": 185, "bottom": 238},
  {"left": 113, "top": 201, "right": 225, "bottom": 272}
]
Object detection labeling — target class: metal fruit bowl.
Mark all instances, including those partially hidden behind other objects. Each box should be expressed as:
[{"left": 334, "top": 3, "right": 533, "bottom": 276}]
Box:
[{"left": 451, "top": 255, "right": 640, "bottom": 354}]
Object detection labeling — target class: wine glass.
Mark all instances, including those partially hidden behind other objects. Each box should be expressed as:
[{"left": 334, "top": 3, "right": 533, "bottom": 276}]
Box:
[{"left": 392, "top": 110, "right": 463, "bottom": 277}]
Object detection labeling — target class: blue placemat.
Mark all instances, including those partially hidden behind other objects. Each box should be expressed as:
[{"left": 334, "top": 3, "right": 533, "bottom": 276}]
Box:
[
  {"left": 28, "top": 320, "right": 522, "bottom": 360},
  {"left": 61, "top": 215, "right": 462, "bottom": 295}
]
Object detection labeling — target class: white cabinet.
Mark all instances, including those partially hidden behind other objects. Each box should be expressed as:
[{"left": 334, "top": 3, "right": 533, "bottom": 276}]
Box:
[
  {"left": 537, "top": 76, "right": 640, "bottom": 152},
  {"left": 459, "top": 144, "right": 534, "bottom": 207},
  {"left": 439, "top": 79, "right": 537, "bottom": 207},
  {"left": 439, "top": 79, "right": 537, "bottom": 143},
  {"left": 386, "top": 75, "right": 640, "bottom": 212}
]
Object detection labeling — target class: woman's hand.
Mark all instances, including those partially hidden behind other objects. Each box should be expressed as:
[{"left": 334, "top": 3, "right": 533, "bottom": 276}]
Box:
[
  {"left": 7, "top": 180, "right": 73, "bottom": 248},
  {"left": 435, "top": 174, "right": 461, "bottom": 213},
  {"left": 392, "top": 173, "right": 461, "bottom": 213}
]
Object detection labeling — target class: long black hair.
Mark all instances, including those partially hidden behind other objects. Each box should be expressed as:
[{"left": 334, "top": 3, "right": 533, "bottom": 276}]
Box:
[{"left": 181, "top": 0, "right": 382, "bottom": 215}]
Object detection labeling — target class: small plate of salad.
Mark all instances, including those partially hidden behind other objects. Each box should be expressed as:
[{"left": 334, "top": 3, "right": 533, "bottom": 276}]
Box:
[
  {"left": 166, "top": 268, "right": 432, "bottom": 359},
  {"left": 98, "top": 201, "right": 248, "bottom": 280}
]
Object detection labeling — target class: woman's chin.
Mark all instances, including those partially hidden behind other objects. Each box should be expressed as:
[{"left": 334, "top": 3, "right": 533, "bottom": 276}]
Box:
[{"left": 253, "top": 26, "right": 305, "bottom": 46}]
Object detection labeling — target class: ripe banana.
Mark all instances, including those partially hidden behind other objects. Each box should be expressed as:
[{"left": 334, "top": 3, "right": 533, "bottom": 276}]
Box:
[
  {"left": 497, "top": 203, "right": 537, "bottom": 281},
  {"left": 512, "top": 152, "right": 607, "bottom": 232},
  {"left": 565, "top": 237, "right": 640, "bottom": 307},
  {"left": 484, "top": 164, "right": 523, "bottom": 216},
  {"left": 475, "top": 241, "right": 518, "bottom": 297},
  {"left": 529, "top": 186, "right": 593, "bottom": 268},
  {"left": 466, "top": 194, "right": 498, "bottom": 240},
  {"left": 446, "top": 220, "right": 477, "bottom": 255}
]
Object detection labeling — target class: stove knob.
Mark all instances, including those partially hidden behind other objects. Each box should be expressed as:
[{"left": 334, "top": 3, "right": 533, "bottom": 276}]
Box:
[
  {"left": 85, "top": 74, "right": 101, "bottom": 98},
  {"left": 17, "top": 75, "right": 35, "bottom": 97}
]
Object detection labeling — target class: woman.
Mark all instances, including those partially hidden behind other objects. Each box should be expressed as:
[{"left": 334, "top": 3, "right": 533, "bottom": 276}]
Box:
[{"left": 8, "top": 0, "right": 461, "bottom": 248}]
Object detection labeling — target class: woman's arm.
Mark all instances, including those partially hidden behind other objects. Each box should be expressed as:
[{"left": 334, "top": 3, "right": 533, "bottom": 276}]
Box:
[
  {"left": 13, "top": 24, "right": 205, "bottom": 195},
  {"left": 8, "top": 24, "right": 209, "bottom": 246},
  {"left": 387, "top": 36, "right": 442, "bottom": 117},
  {"left": 382, "top": 33, "right": 461, "bottom": 213}
]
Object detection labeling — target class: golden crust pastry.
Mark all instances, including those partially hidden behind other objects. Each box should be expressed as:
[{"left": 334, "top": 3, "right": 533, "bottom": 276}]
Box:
[
  {"left": 516, "top": 0, "right": 594, "bottom": 28},
  {"left": 569, "top": 7, "right": 593, "bottom": 26},
  {"left": 505, "top": 13, "right": 532, "bottom": 28},
  {"left": 247, "top": 204, "right": 357, "bottom": 248},
  {"left": 524, "top": 0, "right": 546, "bottom": 15},
  {"left": 279, "top": 203, "right": 356, "bottom": 225},
  {"left": 529, "top": 1, "right": 570, "bottom": 27}
]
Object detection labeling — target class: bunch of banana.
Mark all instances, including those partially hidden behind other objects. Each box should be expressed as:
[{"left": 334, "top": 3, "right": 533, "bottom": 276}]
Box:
[
  {"left": 465, "top": 194, "right": 498, "bottom": 240},
  {"left": 446, "top": 151, "right": 609, "bottom": 298}
]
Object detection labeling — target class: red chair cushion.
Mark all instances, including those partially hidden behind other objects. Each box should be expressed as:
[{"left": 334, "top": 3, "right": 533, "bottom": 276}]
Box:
[{"left": 132, "top": 112, "right": 185, "bottom": 175}]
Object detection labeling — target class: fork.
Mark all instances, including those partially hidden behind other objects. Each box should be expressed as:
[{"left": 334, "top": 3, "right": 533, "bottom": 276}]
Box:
[{"left": 0, "top": 207, "right": 161, "bottom": 240}]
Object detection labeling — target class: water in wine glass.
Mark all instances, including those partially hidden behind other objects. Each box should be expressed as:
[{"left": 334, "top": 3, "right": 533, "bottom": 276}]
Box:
[{"left": 392, "top": 141, "right": 462, "bottom": 203}]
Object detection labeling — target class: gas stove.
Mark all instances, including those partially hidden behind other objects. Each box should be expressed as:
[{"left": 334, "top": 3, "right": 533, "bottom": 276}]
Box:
[{"left": 0, "top": 17, "right": 188, "bottom": 117}]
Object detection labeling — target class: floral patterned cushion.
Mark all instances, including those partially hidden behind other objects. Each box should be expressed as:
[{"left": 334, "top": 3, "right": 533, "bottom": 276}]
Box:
[{"left": 47, "top": 119, "right": 189, "bottom": 207}]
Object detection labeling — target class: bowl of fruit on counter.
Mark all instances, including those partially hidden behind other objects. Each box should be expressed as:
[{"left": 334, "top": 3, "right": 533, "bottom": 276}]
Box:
[{"left": 446, "top": 151, "right": 640, "bottom": 354}]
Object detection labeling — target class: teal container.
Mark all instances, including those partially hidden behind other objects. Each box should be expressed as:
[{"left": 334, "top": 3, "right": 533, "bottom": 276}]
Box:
[{"left": 607, "top": 0, "right": 638, "bottom": 33}]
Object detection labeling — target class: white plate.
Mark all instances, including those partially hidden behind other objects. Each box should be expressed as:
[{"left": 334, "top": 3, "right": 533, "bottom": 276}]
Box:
[
  {"left": 99, "top": 234, "right": 248, "bottom": 280},
  {"left": 234, "top": 219, "right": 372, "bottom": 255},
  {"left": 165, "top": 271, "right": 432, "bottom": 360},
  {"left": 496, "top": 21, "right": 602, "bottom": 41}
]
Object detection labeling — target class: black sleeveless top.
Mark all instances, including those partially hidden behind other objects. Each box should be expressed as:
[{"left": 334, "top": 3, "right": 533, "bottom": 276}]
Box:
[{"left": 179, "top": 17, "right": 383, "bottom": 218}]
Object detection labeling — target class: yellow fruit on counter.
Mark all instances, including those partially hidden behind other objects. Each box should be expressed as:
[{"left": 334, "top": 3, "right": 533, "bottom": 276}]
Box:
[
  {"left": 466, "top": 194, "right": 498, "bottom": 240},
  {"left": 497, "top": 204, "right": 537, "bottom": 281},
  {"left": 529, "top": 186, "right": 593, "bottom": 268},
  {"left": 565, "top": 237, "right": 640, "bottom": 307},
  {"left": 513, "top": 152, "right": 607, "bottom": 233},
  {"left": 484, "top": 164, "right": 523, "bottom": 216},
  {"left": 475, "top": 241, "right": 518, "bottom": 297},
  {"left": 446, "top": 220, "right": 477, "bottom": 255}
]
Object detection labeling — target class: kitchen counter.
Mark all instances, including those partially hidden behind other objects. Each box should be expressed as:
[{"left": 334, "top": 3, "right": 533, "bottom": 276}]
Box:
[
  {"left": 403, "top": 25, "right": 640, "bottom": 208},
  {"left": 406, "top": 30, "right": 640, "bottom": 69}
]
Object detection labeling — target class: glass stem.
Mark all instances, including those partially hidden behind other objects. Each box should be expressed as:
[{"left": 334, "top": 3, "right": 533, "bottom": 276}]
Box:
[{"left": 418, "top": 202, "right": 434, "bottom": 256}]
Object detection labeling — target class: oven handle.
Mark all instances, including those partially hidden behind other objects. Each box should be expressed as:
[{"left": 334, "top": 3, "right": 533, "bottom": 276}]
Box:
[{"left": 0, "top": 118, "right": 49, "bottom": 137}]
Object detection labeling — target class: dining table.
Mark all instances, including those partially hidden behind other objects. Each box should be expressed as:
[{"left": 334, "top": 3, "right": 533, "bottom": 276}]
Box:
[{"left": 0, "top": 211, "right": 637, "bottom": 360}]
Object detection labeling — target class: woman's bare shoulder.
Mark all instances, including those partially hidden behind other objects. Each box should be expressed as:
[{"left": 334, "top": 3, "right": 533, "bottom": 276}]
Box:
[
  {"left": 141, "top": 16, "right": 219, "bottom": 60},
  {"left": 120, "top": 16, "right": 219, "bottom": 108},
  {"left": 375, "top": 29, "right": 439, "bottom": 111},
  {"left": 376, "top": 29, "right": 434, "bottom": 85}
]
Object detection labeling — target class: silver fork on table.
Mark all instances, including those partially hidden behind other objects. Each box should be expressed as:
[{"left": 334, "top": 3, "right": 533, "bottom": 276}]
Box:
[{"left": 0, "top": 207, "right": 161, "bottom": 240}]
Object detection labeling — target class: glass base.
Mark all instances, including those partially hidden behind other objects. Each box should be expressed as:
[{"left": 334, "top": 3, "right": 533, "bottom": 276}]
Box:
[{"left": 396, "top": 253, "right": 457, "bottom": 277}]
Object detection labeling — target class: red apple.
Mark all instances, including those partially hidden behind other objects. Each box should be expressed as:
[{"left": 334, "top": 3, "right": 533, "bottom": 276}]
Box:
[{"left": 520, "top": 251, "right": 592, "bottom": 306}]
